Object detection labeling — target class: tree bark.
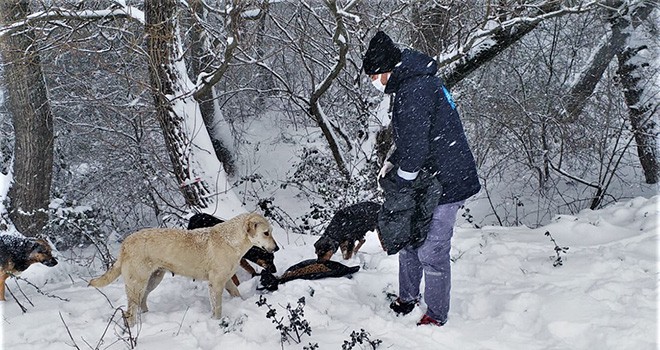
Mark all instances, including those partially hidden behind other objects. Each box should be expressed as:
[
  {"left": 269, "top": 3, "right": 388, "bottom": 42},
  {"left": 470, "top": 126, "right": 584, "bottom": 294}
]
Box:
[
  {"left": 612, "top": 3, "right": 658, "bottom": 184},
  {"left": 0, "top": 0, "right": 54, "bottom": 237},
  {"left": 188, "top": 0, "right": 236, "bottom": 176},
  {"left": 561, "top": 33, "right": 625, "bottom": 122},
  {"left": 144, "top": 0, "right": 244, "bottom": 215},
  {"left": 144, "top": 0, "right": 209, "bottom": 208}
]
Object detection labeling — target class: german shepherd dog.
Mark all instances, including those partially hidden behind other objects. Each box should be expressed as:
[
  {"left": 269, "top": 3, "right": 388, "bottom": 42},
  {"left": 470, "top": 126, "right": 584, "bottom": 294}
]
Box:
[
  {"left": 89, "top": 213, "right": 278, "bottom": 326},
  {"left": 0, "top": 235, "right": 58, "bottom": 301},
  {"left": 314, "top": 201, "right": 381, "bottom": 261},
  {"left": 188, "top": 213, "right": 277, "bottom": 285}
]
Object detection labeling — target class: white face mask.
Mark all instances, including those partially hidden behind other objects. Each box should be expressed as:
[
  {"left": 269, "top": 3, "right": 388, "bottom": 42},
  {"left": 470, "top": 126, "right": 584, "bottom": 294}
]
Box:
[{"left": 371, "top": 74, "right": 387, "bottom": 92}]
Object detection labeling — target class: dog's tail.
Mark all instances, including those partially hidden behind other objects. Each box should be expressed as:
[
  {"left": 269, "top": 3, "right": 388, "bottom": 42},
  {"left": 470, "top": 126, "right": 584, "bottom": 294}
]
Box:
[{"left": 89, "top": 258, "right": 122, "bottom": 288}]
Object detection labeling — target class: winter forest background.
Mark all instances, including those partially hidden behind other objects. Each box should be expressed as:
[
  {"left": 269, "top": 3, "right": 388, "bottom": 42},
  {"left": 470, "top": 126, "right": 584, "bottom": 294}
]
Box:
[
  {"left": 1, "top": 0, "right": 657, "bottom": 247},
  {"left": 0, "top": 0, "right": 658, "bottom": 349}
]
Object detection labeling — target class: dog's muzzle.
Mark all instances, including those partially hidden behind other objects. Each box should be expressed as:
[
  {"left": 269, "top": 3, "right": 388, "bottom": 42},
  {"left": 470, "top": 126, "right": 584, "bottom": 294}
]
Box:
[
  {"left": 43, "top": 258, "right": 58, "bottom": 267},
  {"left": 261, "top": 243, "right": 279, "bottom": 253}
]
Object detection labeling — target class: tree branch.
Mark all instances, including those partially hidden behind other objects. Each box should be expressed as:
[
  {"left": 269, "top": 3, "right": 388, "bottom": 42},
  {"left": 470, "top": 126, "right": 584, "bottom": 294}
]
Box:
[
  {"left": 441, "top": 1, "right": 600, "bottom": 87},
  {"left": 0, "top": 3, "right": 144, "bottom": 37},
  {"left": 192, "top": 1, "right": 241, "bottom": 101},
  {"left": 305, "top": 0, "right": 351, "bottom": 178}
]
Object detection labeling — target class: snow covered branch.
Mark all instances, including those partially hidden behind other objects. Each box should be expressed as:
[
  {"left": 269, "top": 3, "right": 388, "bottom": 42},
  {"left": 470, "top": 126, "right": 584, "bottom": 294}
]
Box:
[
  {"left": 441, "top": 1, "right": 601, "bottom": 87},
  {"left": 192, "top": 2, "right": 241, "bottom": 101},
  {"left": 0, "top": 3, "right": 144, "bottom": 38}
]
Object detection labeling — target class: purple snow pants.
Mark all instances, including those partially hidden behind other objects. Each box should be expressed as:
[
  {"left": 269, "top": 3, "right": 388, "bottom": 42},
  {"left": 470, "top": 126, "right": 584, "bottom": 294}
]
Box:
[{"left": 398, "top": 200, "right": 464, "bottom": 323}]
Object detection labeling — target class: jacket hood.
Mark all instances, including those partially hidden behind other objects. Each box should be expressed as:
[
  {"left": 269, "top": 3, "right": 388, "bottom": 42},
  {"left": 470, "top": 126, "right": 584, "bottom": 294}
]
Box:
[{"left": 385, "top": 49, "right": 438, "bottom": 93}]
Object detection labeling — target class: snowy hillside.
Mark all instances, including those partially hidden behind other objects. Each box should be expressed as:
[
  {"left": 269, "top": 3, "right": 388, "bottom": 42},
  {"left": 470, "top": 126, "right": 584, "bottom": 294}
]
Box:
[{"left": 1, "top": 191, "right": 657, "bottom": 349}]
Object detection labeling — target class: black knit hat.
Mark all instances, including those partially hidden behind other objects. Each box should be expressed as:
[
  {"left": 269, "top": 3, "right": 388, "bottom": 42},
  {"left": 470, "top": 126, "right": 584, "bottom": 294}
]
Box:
[{"left": 363, "top": 31, "right": 401, "bottom": 75}]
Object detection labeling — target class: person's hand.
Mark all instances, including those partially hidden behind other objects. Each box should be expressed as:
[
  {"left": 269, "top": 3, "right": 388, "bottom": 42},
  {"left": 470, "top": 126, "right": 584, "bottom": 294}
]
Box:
[
  {"left": 378, "top": 161, "right": 394, "bottom": 179},
  {"left": 378, "top": 166, "right": 413, "bottom": 193}
]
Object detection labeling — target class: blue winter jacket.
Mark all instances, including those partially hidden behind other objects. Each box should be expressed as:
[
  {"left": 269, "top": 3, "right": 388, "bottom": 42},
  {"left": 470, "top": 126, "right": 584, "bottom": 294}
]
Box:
[{"left": 385, "top": 49, "right": 481, "bottom": 204}]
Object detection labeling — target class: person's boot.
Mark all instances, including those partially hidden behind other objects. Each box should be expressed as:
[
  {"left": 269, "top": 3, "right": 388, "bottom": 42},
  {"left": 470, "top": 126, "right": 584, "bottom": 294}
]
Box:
[
  {"left": 417, "top": 314, "right": 445, "bottom": 327},
  {"left": 389, "top": 298, "right": 417, "bottom": 315}
]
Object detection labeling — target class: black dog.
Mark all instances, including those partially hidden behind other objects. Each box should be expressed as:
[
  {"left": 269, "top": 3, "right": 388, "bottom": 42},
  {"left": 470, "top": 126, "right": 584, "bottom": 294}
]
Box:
[
  {"left": 0, "top": 235, "right": 58, "bottom": 301},
  {"left": 314, "top": 201, "right": 380, "bottom": 261},
  {"left": 187, "top": 213, "right": 276, "bottom": 285}
]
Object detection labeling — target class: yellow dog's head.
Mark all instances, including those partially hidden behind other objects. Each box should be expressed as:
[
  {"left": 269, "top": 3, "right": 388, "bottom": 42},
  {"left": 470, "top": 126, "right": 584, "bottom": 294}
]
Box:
[{"left": 244, "top": 213, "right": 279, "bottom": 253}]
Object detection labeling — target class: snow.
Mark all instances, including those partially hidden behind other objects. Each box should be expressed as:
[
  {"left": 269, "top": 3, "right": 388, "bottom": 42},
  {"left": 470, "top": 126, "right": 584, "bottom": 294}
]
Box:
[
  {"left": 1, "top": 78, "right": 657, "bottom": 350},
  {"left": 241, "top": 9, "right": 261, "bottom": 19},
  {"left": 1, "top": 152, "right": 657, "bottom": 350},
  {"left": 0, "top": 104, "right": 657, "bottom": 350},
  {"left": 337, "top": 10, "right": 360, "bottom": 24}
]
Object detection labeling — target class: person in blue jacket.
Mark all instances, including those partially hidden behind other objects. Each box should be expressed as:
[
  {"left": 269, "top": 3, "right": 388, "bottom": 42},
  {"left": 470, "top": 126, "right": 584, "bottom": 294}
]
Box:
[{"left": 363, "top": 31, "right": 481, "bottom": 327}]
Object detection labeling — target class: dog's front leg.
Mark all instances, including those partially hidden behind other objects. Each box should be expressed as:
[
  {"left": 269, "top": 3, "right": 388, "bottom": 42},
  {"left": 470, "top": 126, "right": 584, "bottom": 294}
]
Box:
[
  {"left": 353, "top": 239, "right": 366, "bottom": 255},
  {"left": 0, "top": 273, "right": 7, "bottom": 301},
  {"left": 208, "top": 281, "right": 224, "bottom": 319},
  {"left": 224, "top": 279, "right": 241, "bottom": 298},
  {"left": 239, "top": 259, "right": 257, "bottom": 277}
]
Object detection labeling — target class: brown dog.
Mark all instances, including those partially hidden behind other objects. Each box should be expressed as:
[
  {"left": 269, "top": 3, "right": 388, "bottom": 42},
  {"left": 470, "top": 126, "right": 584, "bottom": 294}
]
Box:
[
  {"left": 0, "top": 235, "right": 58, "bottom": 301},
  {"left": 89, "top": 212, "right": 278, "bottom": 326}
]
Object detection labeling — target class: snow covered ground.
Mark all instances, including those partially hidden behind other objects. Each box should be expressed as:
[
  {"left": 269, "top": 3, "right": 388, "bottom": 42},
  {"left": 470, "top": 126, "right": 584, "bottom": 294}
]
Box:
[{"left": 1, "top": 193, "right": 657, "bottom": 349}]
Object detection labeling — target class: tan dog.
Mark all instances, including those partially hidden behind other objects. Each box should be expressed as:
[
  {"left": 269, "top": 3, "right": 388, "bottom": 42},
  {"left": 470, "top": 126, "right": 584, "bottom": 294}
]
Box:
[{"left": 89, "top": 212, "right": 278, "bottom": 326}]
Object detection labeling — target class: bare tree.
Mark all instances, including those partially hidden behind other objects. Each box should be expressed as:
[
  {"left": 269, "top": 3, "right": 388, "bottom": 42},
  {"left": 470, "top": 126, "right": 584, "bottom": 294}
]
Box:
[
  {"left": 409, "top": 0, "right": 455, "bottom": 58},
  {"left": 144, "top": 0, "right": 244, "bottom": 216},
  {"left": 548, "top": 0, "right": 658, "bottom": 209},
  {"left": 239, "top": 0, "right": 361, "bottom": 179},
  {"left": 0, "top": 0, "right": 655, "bottom": 233},
  {"left": 434, "top": 1, "right": 601, "bottom": 88},
  {"left": 612, "top": 1, "right": 658, "bottom": 184},
  {"left": 0, "top": 0, "right": 54, "bottom": 237},
  {"left": 187, "top": 0, "right": 237, "bottom": 176},
  {"left": 555, "top": 0, "right": 657, "bottom": 185}
]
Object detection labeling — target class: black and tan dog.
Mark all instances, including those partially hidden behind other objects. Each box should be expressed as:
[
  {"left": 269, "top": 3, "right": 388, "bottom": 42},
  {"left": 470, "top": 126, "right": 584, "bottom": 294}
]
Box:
[
  {"left": 314, "top": 201, "right": 381, "bottom": 261},
  {"left": 0, "top": 235, "right": 58, "bottom": 301},
  {"left": 188, "top": 213, "right": 276, "bottom": 285}
]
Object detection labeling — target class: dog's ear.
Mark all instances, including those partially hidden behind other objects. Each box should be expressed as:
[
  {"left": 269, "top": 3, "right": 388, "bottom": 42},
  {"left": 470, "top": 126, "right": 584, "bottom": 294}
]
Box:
[
  {"left": 28, "top": 239, "right": 48, "bottom": 258},
  {"left": 244, "top": 213, "right": 260, "bottom": 237},
  {"left": 29, "top": 239, "right": 45, "bottom": 253},
  {"left": 36, "top": 239, "right": 54, "bottom": 252},
  {"left": 34, "top": 238, "right": 49, "bottom": 247}
]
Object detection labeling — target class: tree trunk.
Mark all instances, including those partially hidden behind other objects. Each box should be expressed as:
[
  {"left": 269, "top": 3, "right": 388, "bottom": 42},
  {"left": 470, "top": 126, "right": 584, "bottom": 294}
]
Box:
[
  {"left": 188, "top": 0, "right": 236, "bottom": 177},
  {"left": 560, "top": 31, "right": 625, "bottom": 122},
  {"left": 144, "top": 0, "right": 244, "bottom": 216},
  {"left": 612, "top": 3, "right": 658, "bottom": 184},
  {"left": 0, "top": 0, "right": 54, "bottom": 237}
]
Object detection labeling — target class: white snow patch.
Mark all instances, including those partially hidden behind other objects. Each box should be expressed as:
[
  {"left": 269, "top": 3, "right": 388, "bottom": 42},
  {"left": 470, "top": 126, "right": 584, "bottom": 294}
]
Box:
[{"left": 1, "top": 196, "right": 657, "bottom": 349}]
